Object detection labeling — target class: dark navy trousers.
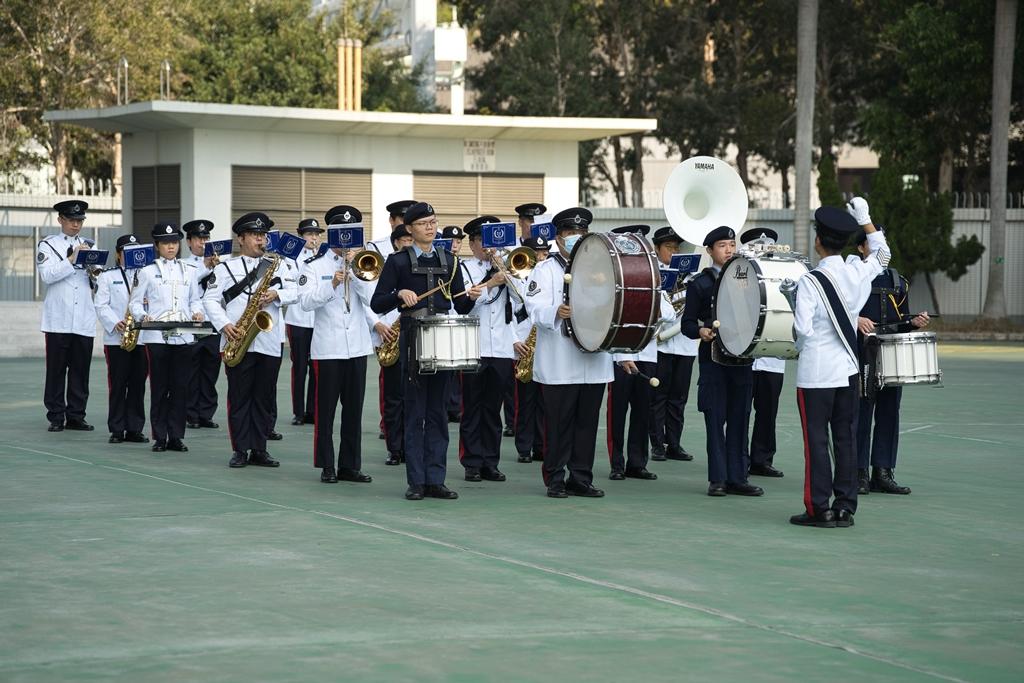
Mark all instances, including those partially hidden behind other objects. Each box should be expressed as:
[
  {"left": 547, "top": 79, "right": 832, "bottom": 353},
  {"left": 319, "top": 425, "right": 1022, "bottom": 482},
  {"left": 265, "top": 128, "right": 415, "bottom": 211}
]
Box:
[
  {"left": 696, "top": 361, "right": 752, "bottom": 484},
  {"left": 857, "top": 385, "right": 903, "bottom": 469}
]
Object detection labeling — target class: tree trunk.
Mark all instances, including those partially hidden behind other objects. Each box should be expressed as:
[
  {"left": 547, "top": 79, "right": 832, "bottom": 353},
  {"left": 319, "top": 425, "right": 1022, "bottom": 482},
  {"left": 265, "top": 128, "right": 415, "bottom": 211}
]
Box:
[
  {"left": 113, "top": 132, "right": 123, "bottom": 197},
  {"left": 735, "top": 147, "right": 749, "bottom": 187},
  {"left": 612, "top": 136, "right": 627, "bottom": 207},
  {"left": 794, "top": 0, "right": 818, "bottom": 256},
  {"left": 630, "top": 133, "right": 645, "bottom": 208},
  {"left": 781, "top": 165, "right": 791, "bottom": 209},
  {"left": 924, "top": 272, "right": 942, "bottom": 318},
  {"left": 937, "top": 146, "right": 954, "bottom": 195},
  {"left": 49, "top": 123, "right": 69, "bottom": 194},
  {"left": 982, "top": 0, "right": 1017, "bottom": 319}
]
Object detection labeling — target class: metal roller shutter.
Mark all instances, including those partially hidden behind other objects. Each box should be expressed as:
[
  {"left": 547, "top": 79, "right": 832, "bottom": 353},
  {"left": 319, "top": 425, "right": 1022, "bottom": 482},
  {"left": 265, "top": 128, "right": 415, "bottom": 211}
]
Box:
[
  {"left": 479, "top": 174, "right": 544, "bottom": 219},
  {"left": 232, "top": 167, "right": 373, "bottom": 231},
  {"left": 414, "top": 172, "right": 479, "bottom": 231},
  {"left": 304, "top": 168, "right": 373, "bottom": 227}
]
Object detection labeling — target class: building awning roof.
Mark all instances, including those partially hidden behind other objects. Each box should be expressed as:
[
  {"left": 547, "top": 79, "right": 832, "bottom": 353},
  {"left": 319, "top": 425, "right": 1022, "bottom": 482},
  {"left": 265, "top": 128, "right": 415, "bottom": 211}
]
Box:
[{"left": 43, "top": 100, "right": 656, "bottom": 142}]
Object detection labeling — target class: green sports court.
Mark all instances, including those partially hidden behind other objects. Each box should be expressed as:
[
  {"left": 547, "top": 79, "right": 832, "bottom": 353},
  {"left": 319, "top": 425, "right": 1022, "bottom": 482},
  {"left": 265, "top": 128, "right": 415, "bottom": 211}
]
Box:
[{"left": 1, "top": 344, "right": 1021, "bottom": 682}]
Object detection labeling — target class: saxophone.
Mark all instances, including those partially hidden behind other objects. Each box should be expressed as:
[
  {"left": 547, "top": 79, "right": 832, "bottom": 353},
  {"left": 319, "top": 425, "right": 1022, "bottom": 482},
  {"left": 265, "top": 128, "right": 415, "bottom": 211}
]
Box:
[
  {"left": 375, "top": 318, "right": 402, "bottom": 367},
  {"left": 514, "top": 326, "right": 538, "bottom": 382},
  {"left": 120, "top": 306, "right": 140, "bottom": 351},
  {"left": 223, "top": 255, "right": 279, "bottom": 367}
]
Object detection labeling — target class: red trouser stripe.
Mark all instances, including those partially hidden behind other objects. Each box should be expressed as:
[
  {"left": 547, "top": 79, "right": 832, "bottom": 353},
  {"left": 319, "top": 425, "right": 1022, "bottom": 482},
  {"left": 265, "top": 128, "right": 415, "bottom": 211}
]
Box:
[{"left": 797, "top": 387, "right": 814, "bottom": 516}]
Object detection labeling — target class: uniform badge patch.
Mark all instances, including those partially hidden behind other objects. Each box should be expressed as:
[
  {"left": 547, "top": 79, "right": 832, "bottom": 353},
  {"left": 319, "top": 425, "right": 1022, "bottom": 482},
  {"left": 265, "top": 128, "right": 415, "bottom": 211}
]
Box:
[
  {"left": 207, "top": 273, "right": 216, "bottom": 286},
  {"left": 37, "top": 252, "right": 46, "bottom": 263},
  {"left": 298, "top": 274, "right": 308, "bottom": 286},
  {"left": 527, "top": 280, "right": 539, "bottom": 296}
]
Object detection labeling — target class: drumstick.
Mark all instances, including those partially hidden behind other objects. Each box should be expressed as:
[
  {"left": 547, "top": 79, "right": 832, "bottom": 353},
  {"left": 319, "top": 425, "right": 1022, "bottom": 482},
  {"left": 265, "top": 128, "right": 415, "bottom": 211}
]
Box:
[
  {"left": 399, "top": 283, "right": 476, "bottom": 309},
  {"left": 631, "top": 370, "right": 660, "bottom": 388}
]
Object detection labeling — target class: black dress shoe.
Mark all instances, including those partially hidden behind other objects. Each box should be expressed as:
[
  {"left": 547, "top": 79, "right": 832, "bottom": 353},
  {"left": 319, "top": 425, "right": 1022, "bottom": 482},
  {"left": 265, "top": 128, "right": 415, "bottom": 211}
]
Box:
[
  {"left": 124, "top": 431, "right": 149, "bottom": 443},
  {"left": 790, "top": 510, "right": 837, "bottom": 528},
  {"left": 447, "top": 412, "right": 461, "bottom": 423},
  {"left": 248, "top": 450, "right": 280, "bottom": 467},
  {"left": 532, "top": 452, "right": 543, "bottom": 462},
  {"left": 405, "top": 485, "right": 425, "bottom": 500},
  {"left": 857, "top": 468, "right": 871, "bottom": 495},
  {"left": 152, "top": 440, "right": 167, "bottom": 452},
  {"left": 567, "top": 483, "right": 605, "bottom": 498},
  {"left": 666, "top": 447, "right": 694, "bottom": 461},
  {"left": 425, "top": 484, "right": 458, "bottom": 499},
  {"left": 303, "top": 414, "right": 315, "bottom": 425},
  {"left": 385, "top": 452, "right": 403, "bottom": 466},
  {"left": 65, "top": 419, "right": 94, "bottom": 431},
  {"left": 625, "top": 467, "right": 658, "bottom": 480},
  {"left": 749, "top": 463, "right": 785, "bottom": 478},
  {"left": 378, "top": 430, "right": 386, "bottom": 440},
  {"left": 726, "top": 482, "right": 764, "bottom": 496},
  {"left": 870, "top": 468, "right": 911, "bottom": 495},
  {"left": 267, "top": 431, "right": 283, "bottom": 441},
  {"left": 47, "top": 421, "right": 64, "bottom": 432},
  {"left": 547, "top": 485, "right": 568, "bottom": 499},
  {"left": 502, "top": 425, "right": 514, "bottom": 437},
  {"left": 228, "top": 451, "right": 248, "bottom": 468},
  {"left": 199, "top": 419, "right": 219, "bottom": 429},
  {"left": 167, "top": 439, "right": 189, "bottom": 452},
  {"left": 291, "top": 416, "right": 305, "bottom": 426},
  {"left": 650, "top": 446, "right": 667, "bottom": 462},
  {"left": 707, "top": 482, "right": 727, "bottom": 497},
  {"left": 480, "top": 468, "right": 506, "bottom": 482},
  {"left": 338, "top": 469, "right": 372, "bottom": 483},
  {"left": 517, "top": 453, "right": 533, "bottom": 463},
  {"left": 321, "top": 467, "right": 338, "bottom": 483},
  {"left": 608, "top": 470, "right": 626, "bottom": 481},
  {"left": 464, "top": 468, "right": 482, "bottom": 482},
  {"left": 835, "top": 509, "right": 855, "bottom": 527},
  {"left": 187, "top": 420, "right": 202, "bottom": 429},
  {"left": 109, "top": 432, "right": 124, "bottom": 444}
]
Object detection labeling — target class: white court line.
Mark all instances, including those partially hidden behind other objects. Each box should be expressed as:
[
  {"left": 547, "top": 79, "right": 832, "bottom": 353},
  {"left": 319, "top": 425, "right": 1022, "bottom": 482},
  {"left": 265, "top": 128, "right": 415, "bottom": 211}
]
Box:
[
  {"left": 900, "top": 424, "right": 934, "bottom": 435},
  {"left": 925, "top": 433, "right": 1007, "bottom": 446},
  {"left": 4, "top": 443, "right": 969, "bottom": 683}
]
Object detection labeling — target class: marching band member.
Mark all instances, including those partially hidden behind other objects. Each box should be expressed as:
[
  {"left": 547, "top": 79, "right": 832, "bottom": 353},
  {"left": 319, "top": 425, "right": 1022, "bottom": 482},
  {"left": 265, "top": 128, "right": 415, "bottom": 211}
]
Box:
[
  {"left": 789, "top": 200, "right": 890, "bottom": 528},
  {"left": 370, "top": 202, "right": 479, "bottom": 501},
  {"left": 607, "top": 225, "right": 664, "bottom": 481},
  {"left": 649, "top": 227, "right": 697, "bottom": 462},
  {"left": 680, "top": 226, "right": 763, "bottom": 498},
  {"left": 525, "top": 207, "right": 612, "bottom": 499},
  {"left": 181, "top": 220, "right": 222, "bottom": 430},
  {"left": 443, "top": 223, "right": 467, "bottom": 423},
  {"left": 37, "top": 200, "right": 97, "bottom": 432},
  {"left": 740, "top": 228, "right": 787, "bottom": 479},
  {"left": 458, "top": 216, "right": 525, "bottom": 483},
  {"left": 300, "top": 206, "right": 385, "bottom": 484},
  {"left": 130, "top": 223, "right": 205, "bottom": 452},
  {"left": 515, "top": 202, "right": 546, "bottom": 240},
  {"left": 375, "top": 224, "right": 414, "bottom": 466},
  {"left": 854, "top": 228, "right": 930, "bottom": 496},
  {"left": 513, "top": 236, "right": 550, "bottom": 464},
  {"left": 203, "top": 212, "right": 298, "bottom": 469},
  {"left": 285, "top": 218, "right": 324, "bottom": 426},
  {"left": 366, "top": 200, "right": 417, "bottom": 258},
  {"left": 94, "top": 234, "right": 149, "bottom": 444}
]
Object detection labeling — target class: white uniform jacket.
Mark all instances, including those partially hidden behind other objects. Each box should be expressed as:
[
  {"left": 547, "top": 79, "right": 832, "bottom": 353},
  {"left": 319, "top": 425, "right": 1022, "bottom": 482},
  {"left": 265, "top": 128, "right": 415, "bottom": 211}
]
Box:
[
  {"left": 202, "top": 254, "right": 298, "bottom": 357},
  {"left": 36, "top": 232, "right": 97, "bottom": 336},
  {"left": 752, "top": 357, "right": 786, "bottom": 374},
  {"left": 794, "top": 231, "right": 890, "bottom": 388},
  {"left": 461, "top": 257, "right": 525, "bottom": 360},
  {"left": 130, "top": 258, "right": 205, "bottom": 346},
  {"left": 657, "top": 291, "right": 699, "bottom": 357},
  {"left": 94, "top": 266, "right": 142, "bottom": 346},
  {"left": 524, "top": 254, "right": 613, "bottom": 385},
  {"left": 283, "top": 249, "right": 317, "bottom": 328},
  {"left": 298, "top": 251, "right": 379, "bottom": 360}
]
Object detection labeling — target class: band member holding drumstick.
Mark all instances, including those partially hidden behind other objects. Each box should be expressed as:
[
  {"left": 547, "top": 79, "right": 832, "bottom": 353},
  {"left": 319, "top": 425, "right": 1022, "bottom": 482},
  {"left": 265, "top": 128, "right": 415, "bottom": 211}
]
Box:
[
  {"left": 789, "top": 199, "right": 890, "bottom": 528},
  {"left": 649, "top": 226, "right": 698, "bottom": 462},
  {"left": 376, "top": 224, "right": 414, "bottom": 466},
  {"left": 370, "top": 202, "right": 480, "bottom": 501},
  {"left": 524, "top": 207, "right": 612, "bottom": 499},
  {"left": 739, "top": 228, "right": 787, "bottom": 479},
  {"left": 853, "top": 228, "right": 930, "bottom": 496},
  {"left": 680, "top": 226, "right": 763, "bottom": 498}
]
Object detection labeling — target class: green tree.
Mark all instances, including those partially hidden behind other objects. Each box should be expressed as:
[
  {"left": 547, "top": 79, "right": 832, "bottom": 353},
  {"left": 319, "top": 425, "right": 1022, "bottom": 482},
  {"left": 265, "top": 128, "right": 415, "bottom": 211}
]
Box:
[{"left": 816, "top": 154, "right": 843, "bottom": 208}]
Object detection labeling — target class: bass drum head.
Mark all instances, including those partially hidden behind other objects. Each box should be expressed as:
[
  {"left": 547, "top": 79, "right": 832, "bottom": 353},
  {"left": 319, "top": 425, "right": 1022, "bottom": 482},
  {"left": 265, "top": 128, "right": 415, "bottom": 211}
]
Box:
[
  {"left": 568, "top": 234, "right": 616, "bottom": 352},
  {"left": 715, "top": 256, "right": 762, "bottom": 356}
]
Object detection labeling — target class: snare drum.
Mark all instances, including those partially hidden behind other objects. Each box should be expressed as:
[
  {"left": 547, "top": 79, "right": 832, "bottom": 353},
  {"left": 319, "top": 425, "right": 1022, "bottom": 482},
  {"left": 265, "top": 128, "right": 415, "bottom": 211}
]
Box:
[
  {"left": 875, "top": 332, "right": 941, "bottom": 387},
  {"left": 415, "top": 315, "right": 480, "bottom": 374},
  {"left": 566, "top": 232, "right": 660, "bottom": 352},
  {"left": 714, "top": 253, "right": 808, "bottom": 359}
]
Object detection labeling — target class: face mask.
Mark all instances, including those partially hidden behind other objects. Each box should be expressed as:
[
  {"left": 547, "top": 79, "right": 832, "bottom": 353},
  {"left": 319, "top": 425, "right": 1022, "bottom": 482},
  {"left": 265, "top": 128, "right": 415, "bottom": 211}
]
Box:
[{"left": 562, "top": 234, "right": 581, "bottom": 253}]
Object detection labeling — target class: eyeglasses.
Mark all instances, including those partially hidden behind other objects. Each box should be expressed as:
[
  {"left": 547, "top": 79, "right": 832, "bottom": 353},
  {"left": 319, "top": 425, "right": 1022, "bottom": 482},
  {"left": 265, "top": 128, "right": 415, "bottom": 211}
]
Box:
[{"left": 411, "top": 218, "right": 439, "bottom": 228}]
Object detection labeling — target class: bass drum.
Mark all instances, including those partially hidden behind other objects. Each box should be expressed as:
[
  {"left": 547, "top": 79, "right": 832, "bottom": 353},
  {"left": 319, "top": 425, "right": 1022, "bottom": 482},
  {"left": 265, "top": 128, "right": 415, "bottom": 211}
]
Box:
[
  {"left": 566, "top": 232, "right": 660, "bottom": 353},
  {"left": 714, "top": 253, "right": 808, "bottom": 359}
]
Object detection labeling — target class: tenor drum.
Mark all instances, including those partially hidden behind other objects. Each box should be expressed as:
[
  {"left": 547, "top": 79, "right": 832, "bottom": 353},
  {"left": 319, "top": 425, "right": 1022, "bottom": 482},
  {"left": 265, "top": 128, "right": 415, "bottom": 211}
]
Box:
[
  {"left": 714, "top": 253, "right": 808, "bottom": 359},
  {"left": 566, "top": 232, "right": 660, "bottom": 353},
  {"left": 415, "top": 315, "right": 480, "bottom": 374},
  {"left": 875, "top": 332, "right": 941, "bottom": 387}
]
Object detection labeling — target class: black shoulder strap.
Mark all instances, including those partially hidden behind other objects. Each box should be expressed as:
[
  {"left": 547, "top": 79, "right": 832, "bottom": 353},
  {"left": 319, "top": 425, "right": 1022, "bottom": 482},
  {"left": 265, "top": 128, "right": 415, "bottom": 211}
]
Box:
[
  {"left": 807, "top": 270, "right": 859, "bottom": 367},
  {"left": 40, "top": 239, "right": 63, "bottom": 259},
  {"left": 223, "top": 260, "right": 268, "bottom": 304}
]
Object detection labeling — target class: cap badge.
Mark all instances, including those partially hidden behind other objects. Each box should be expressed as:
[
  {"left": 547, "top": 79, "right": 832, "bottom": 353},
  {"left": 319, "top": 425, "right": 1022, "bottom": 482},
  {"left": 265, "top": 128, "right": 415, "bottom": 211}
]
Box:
[
  {"left": 311, "top": 220, "right": 318, "bottom": 227},
  {"left": 343, "top": 211, "right": 351, "bottom": 221},
  {"left": 254, "top": 217, "right": 263, "bottom": 229},
  {"left": 573, "top": 214, "right": 582, "bottom": 225},
  {"left": 71, "top": 204, "right": 80, "bottom": 213},
  {"left": 165, "top": 226, "right": 173, "bottom": 234},
  {"left": 129, "top": 236, "right": 137, "bottom": 243}
]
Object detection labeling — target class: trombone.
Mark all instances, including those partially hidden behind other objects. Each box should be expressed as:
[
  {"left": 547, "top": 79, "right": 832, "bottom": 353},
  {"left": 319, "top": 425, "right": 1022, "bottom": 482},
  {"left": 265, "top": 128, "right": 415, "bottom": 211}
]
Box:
[
  {"left": 486, "top": 246, "right": 536, "bottom": 306},
  {"left": 339, "top": 248, "right": 385, "bottom": 311}
]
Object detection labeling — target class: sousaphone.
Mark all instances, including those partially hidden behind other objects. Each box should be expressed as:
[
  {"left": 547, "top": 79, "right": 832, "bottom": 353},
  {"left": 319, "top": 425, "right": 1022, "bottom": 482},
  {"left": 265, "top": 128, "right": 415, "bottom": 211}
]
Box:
[{"left": 663, "top": 156, "right": 749, "bottom": 247}]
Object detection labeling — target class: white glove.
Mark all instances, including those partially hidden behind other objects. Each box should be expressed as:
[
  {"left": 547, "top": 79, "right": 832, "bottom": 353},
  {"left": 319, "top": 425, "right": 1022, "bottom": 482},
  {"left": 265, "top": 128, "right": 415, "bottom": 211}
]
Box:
[{"left": 846, "top": 197, "right": 871, "bottom": 226}]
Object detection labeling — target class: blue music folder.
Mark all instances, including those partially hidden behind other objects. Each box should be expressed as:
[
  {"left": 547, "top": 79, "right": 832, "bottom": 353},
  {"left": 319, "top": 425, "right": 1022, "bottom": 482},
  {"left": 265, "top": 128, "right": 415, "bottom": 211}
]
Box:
[
  {"left": 327, "top": 225, "right": 365, "bottom": 249},
  {"left": 123, "top": 243, "right": 155, "bottom": 268},
  {"left": 265, "top": 230, "right": 280, "bottom": 252},
  {"left": 660, "top": 269, "right": 680, "bottom": 291},
  {"left": 531, "top": 222, "right": 556, "bottom": 241},
  {"left": 74, "top": 249, "right": 109, "bottom": 268},
  {"left": 432, "top": 238, "right": 453, "bottom": 253},
  {"left": 481, "top": 222, "right": 517, "bottom": 249},
  {"left": 204, "top": 239, "right": 233, "bottom": 258},
  {"left": 275, "top": 233, "right": 306, "bottom": 260},
  {"left": 671, "top": 253, "right": 701, "bottom": 274}
]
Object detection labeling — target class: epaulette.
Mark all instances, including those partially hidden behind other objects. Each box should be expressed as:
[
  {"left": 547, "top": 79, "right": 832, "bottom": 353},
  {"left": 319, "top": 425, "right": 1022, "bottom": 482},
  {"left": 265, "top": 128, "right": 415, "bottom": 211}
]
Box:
[{"left": 303, "top": 252, "right": 326, "bottom": 264}]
